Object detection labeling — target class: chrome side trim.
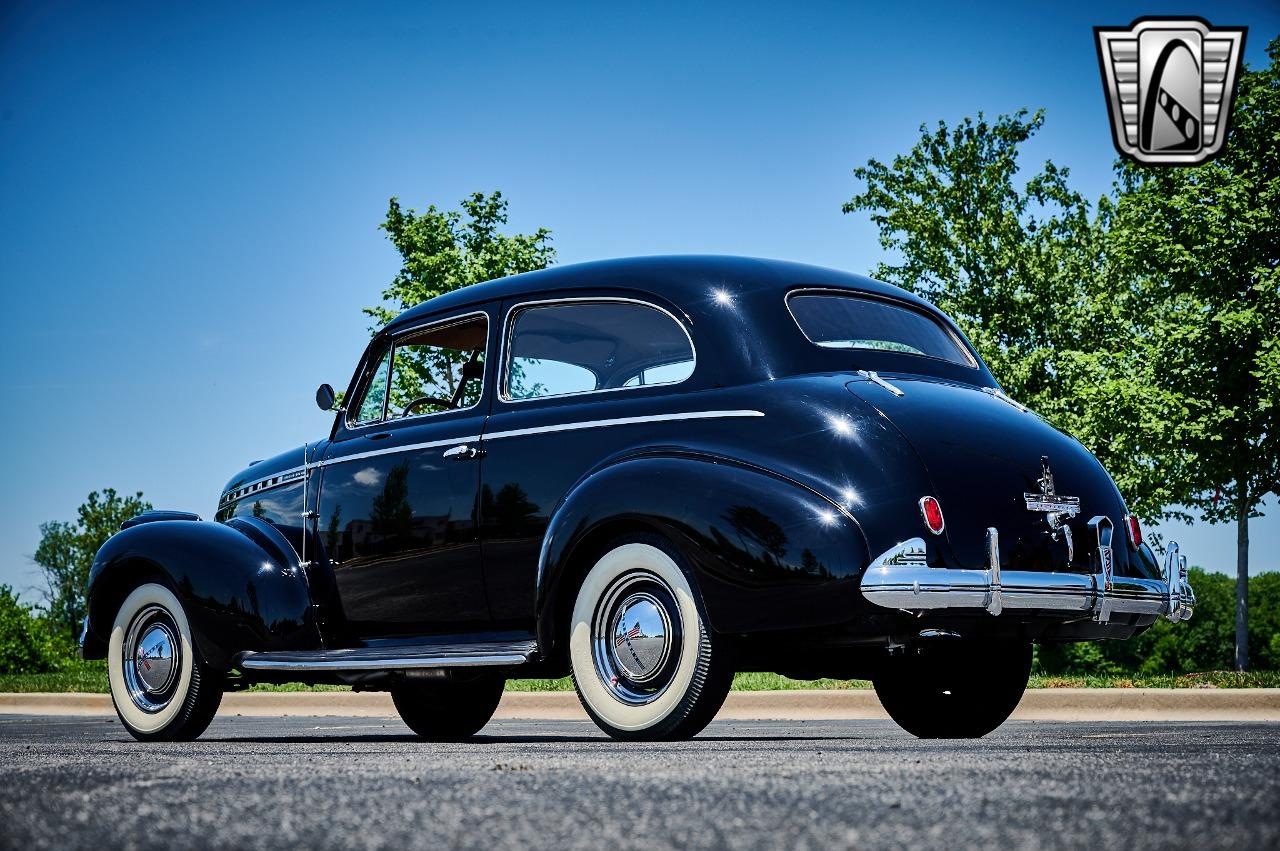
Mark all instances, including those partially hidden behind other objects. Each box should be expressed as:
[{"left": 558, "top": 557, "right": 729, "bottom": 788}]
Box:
[
  {"left": 239, "top": 640, "right": 538, "bottom": 672},
  {"left": 312, "top": 434, "right": 483, "bottom": 469},
  {"left": 243, "top": 654, "right": 530, "bottom": 672},
  {"left": 219, "top": 410, "right": 765, "bottom": 507},
  {"left": 219, "top": 463, "right": 307, "bottom": 508},
  {"left": 482, "top": 409, "right": 765, "bottom": 442}
]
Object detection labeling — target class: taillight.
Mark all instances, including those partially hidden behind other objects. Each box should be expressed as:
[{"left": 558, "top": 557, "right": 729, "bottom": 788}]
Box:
[
  {"left": 1125, "top": 514, "right": 1142, "bottom": 550},
  {"left": 919, "top": 496, "right": 945, "bottom": 535}
]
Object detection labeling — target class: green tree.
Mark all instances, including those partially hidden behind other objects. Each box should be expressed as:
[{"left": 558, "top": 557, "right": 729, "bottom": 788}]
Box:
[
  {"left": 0, "top": 585, "right": 63, "bottom": 674},
  {"left": 364, "top": 191, "right": 555, "bottom": 405},
  {"left": 842, "top": 110, "right": 1189, "bottom": 519},
  {"left": 1108, "top": 39, "right": 1280, "bottom": 670},
  {"left": 32, "top": 489, "right": 151, "bottom": 645},
  {"left": 1037, "top": 568, "right": 1280, "bottom": 675}
]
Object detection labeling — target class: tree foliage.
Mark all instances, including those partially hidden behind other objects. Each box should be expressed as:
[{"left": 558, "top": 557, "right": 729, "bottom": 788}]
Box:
[
  {"left": 1038, "top": 569, "right": 1280, "bottom": 675},
  {"left": 364, "top": 191, "right": 555, "bottom": 406},
  {"left": 1107, "top": 39, "right": 1280, "bottom": 669},
  {"left": 33, "top": 489, "right": 151, "bottom": 645},
  {"left": 0, "top": 585, "right": 64, "bottom": 674},
  {"left": 844, "top": 44, "right": 1279, "bottom": 668},
  {"left": 843, "top": 110, "right": 1188, "bottom": 519},
  {"left": 1108, "top": 38, "right": 1279, "bottom": 529}
]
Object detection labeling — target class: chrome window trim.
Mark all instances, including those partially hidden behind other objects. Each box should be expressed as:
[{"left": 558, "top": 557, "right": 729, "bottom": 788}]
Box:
[
  {"left": 784, "top": 287, "right": 979, "bottom": 369},
  {"left": 496, "top": 296, "right": 697, "bottom": 404},
  {"left": 344, "top": 310, "right": 490, "bottom": 432},
  {"left": 347, "top": 348, "right": 393, "bottom": 428}
]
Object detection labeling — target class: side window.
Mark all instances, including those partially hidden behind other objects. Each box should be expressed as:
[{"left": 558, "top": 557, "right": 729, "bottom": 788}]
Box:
[
  {"left": 353, "top": 349, "right": 392, "bottom": 424},
  {"left": 387, "top": 314, "right": 488, "bottom": 419},
  {"left": 504, "top": 301, "right": 694, "bottom": 401}
]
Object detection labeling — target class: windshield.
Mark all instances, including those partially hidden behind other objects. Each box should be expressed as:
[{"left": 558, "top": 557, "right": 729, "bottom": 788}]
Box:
[{"left": 788, "top": 292, "right": 975, "bottom": 367}]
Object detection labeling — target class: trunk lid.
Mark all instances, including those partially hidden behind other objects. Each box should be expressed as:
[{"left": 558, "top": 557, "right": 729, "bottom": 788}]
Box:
[{"left": 846, "top": 375, "right": 1130, "bottom": 574}]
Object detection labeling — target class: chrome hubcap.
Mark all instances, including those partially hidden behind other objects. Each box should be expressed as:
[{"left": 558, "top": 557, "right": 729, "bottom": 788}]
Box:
[
  {"left": 134, "top": 625, "right": 176, "bottom": 692},
  {"left": 592, "top": 571, "right": 682, "bottom": 706},
  {"left": 608, "top": 593, "right": 671, "bottom": 682},
  {"left": 122, "top": 605, "right": 182, "bottom": 713}
]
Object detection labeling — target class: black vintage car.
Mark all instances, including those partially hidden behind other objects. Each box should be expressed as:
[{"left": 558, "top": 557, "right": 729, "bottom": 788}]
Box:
[{"left": 82, "top": 256, "right": 1194, "bottom": 742}]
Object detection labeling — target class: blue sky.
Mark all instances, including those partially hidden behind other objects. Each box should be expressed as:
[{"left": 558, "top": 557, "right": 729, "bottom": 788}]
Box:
[{"left": 1, "top": 1, "right": 1277, "bottom": 599}]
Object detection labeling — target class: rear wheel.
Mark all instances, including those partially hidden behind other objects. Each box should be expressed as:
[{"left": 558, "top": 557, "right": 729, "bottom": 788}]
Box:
[
  {"left": 391, "top": 675, "right": 505, "bottom": 740},
  {"left": 873, "top": 639, "right": 1031, "bottom": 738},
  {"left": 108, "top": 582, "right": 223, "bottom": 742},
  {"left": 568, "top": 534, "right": 733, "bottom": 741}
]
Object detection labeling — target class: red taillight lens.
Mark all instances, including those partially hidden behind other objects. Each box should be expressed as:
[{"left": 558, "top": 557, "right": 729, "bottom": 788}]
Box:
[
  {"left": 1125, "top": 515, "right": 1142, "bottom": 550},
  {"left": 919, "top": 496, "right": 945, "bottom": 535}
]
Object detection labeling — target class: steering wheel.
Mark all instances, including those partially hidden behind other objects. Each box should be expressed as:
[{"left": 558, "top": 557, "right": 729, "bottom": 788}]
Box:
[{"left": 400, "top": 396, "right": 454, "bottom": 417}]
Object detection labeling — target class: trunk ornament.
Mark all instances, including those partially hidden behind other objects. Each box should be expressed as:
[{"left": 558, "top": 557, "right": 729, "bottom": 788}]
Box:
[{"left": 1024, "top": 456, "right": 1081, "bottom": 528}]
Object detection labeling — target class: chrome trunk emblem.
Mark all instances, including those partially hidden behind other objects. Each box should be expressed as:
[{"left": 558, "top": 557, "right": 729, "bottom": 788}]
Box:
[{"left": 1023, "top": 456, "right": 1081, "bottom": 525}]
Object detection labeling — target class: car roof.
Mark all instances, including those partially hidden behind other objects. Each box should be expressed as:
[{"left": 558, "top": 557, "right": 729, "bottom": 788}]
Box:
[{"left": 383, "top": 255, "right": 937, "bottom": 333}]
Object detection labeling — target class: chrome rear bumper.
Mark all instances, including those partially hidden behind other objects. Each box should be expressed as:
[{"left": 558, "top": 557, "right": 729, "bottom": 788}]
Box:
[{"left": 861, "top": 520, "right": 1194, "bottom": 624}]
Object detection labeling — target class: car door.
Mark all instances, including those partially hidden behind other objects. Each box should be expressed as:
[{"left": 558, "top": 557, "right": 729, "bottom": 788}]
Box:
[
  {"left": 316, "top": 308, "right": 496, "bottom": 638},
  {"left": 477, "top": 294, "right": 700, "bottom": 631}
]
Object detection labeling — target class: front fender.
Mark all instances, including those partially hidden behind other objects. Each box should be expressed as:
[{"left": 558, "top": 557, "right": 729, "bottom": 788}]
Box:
[
  {"left": 84, "top": 516, "right": 319, "bottom": 669},
  {"left": 535, "top": 454, "right": 869, "bottom": 654}
]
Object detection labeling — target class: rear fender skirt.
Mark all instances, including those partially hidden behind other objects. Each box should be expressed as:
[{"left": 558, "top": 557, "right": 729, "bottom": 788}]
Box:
[
  {"left": 534, "top": 454, "right": 869, "bottom": 655},
  {"left": 84, "top": 517, "right": 319, "bottom": 668}
]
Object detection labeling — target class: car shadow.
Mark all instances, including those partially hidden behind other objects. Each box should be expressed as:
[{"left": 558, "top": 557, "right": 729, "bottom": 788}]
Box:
[{"left": 187, "top": 732, "right": 843, "bottom": 744}]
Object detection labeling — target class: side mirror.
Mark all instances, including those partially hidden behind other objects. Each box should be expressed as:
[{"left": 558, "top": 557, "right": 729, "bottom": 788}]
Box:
[{"left": 315, "top": 383, "right": 337, "bottom": 412}]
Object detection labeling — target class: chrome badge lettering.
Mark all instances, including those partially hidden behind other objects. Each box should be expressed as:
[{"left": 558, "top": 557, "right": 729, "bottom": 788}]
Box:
[{"left": 1024, "top": 456, "right": 1081, "bottom": 526}]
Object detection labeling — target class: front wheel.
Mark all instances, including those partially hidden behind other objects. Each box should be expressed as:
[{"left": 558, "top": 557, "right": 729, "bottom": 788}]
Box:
[
  {"left": 108, "top": 582, "right": 224, "bottom": 742},
  {"left": 568, "top": 534, "right": 733, "bottom": 741},
  {"left": 873, "top": 639, "right": 1031, "bottom": 738}
]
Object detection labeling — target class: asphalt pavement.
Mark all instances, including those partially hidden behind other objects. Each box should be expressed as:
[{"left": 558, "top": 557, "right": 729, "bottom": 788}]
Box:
[{"left": 1, "top": 715, "right": 1276, "bottom": 851}]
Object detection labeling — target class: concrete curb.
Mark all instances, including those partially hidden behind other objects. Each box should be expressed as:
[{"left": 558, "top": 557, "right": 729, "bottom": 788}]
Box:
[{"left": 2, "top": 688, "right": 1278, "bottom": 721}]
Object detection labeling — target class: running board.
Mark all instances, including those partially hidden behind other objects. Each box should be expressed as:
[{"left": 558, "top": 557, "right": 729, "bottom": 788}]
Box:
[{"left": 238, "top": 640, "right": 538, "bottom": 672}]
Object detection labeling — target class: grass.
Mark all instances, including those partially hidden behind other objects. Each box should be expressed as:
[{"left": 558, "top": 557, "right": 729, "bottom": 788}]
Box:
[{"left": 2, "top": 667, "right": 1276, "bottom": 694}]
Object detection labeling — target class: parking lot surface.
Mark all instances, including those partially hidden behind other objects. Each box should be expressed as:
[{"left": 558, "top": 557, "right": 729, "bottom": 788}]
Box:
[{"left": 1, "top": 715, "right": 1276, "bottom": 850}]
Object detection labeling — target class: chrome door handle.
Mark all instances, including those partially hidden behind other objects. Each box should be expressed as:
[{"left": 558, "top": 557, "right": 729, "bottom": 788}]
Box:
[{"left": 442, "top": 444, "right": 484, "bottom": 461}]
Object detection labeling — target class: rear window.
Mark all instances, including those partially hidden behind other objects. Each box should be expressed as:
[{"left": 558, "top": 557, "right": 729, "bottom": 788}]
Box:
[{"left": 787, "top": 293, "right": 975, "bottom": 367}]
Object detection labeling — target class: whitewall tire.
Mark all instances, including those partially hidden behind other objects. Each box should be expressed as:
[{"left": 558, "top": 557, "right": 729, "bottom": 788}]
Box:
[
  {"left": 569, "top": 535, "right": 733, "bottom": 740},
  {"left": 107, "top": 582, "right": 223, "bottom": 742}
]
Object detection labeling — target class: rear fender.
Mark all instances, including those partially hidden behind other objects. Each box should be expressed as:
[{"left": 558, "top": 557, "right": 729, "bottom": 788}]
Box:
[
  {"left": 84, "top": 516, "right": 319, "bottom": 669},
  {"left": 534, "top": 454, "right": 869, "bottom": 657}
]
